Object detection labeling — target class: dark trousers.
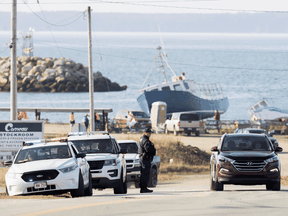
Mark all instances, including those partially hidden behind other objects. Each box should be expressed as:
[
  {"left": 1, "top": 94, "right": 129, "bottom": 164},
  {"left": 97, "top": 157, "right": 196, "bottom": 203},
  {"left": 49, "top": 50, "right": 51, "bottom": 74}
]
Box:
[
  {"left": 140, "top": 159, "right": 151, "bottom": 189},
  {"left": 216, "top": 120, "right": 220, "bottom": 133}
]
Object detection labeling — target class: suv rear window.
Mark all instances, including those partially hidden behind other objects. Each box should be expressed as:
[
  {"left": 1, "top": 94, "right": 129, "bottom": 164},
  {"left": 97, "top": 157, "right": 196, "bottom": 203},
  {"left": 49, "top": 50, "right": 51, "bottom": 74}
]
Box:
[
  {"left": 180, "top": 114, "right": 199, "bottom": 121},
  {"left": 71, "top": 139, "right": 117, "bottom": 154},
  {"left": 222, "top": 136, "right": 272, "bottom": 152}
]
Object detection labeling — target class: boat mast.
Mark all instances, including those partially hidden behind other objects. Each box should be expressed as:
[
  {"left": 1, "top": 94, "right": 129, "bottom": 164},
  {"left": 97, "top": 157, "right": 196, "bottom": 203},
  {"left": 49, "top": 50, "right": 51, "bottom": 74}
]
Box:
[
  {"left": 88, "top": 6, "right": 94, "bottom": 132},
  {"left": 10, "top": 0, "right": 17, "bottom": 120},
  {"left": 156, "top": 46, "right": 167, "bottom": 83}
]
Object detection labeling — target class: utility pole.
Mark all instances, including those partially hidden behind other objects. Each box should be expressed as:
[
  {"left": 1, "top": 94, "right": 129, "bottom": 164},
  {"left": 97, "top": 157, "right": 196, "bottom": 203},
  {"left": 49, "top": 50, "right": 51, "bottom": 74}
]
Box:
[
  {"left": 10, "top": 0, "right": 17, "bottom": 120},
  {"left": 88, "top": 6, "right": 94, "bottom": 132}
]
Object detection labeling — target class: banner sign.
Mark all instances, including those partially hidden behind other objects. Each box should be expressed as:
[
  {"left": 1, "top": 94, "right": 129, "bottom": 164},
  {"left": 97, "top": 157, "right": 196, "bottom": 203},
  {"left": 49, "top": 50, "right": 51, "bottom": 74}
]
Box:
[{"left": 0, "top": 121, "right": 44, "bottom": 151}]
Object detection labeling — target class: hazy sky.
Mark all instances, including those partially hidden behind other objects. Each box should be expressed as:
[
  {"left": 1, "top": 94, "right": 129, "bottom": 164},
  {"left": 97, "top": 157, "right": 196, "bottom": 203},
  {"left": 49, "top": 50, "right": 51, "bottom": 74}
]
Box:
[{"left": 0, "top": 0, "right": 288, "bottom": 13}]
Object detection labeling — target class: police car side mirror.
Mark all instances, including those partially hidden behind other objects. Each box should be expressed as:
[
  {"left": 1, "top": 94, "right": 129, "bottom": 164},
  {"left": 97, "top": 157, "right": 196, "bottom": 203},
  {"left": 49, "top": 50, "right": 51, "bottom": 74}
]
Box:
[
  {"left": 275, "top": 147, "right": 283, "bottom": 152},
  {"left": 76, "top": 152, "right": 86, "bottom": 158},
  {"left": 211, "top": 146, "right": 219, "bottom": 152},
  {"left": 4, "top": 160, "right": 13, "bottom": 166}
]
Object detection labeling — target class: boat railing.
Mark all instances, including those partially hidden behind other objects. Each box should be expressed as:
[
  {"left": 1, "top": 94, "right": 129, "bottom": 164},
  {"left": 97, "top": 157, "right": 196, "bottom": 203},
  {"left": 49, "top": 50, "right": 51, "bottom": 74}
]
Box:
[{"left": 197, "top": 82, "right": 224, "bottom": 100}]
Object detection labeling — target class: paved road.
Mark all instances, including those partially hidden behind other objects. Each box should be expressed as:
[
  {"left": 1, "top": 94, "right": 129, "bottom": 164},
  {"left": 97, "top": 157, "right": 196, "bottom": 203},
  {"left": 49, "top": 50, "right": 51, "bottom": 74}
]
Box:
[{"left": 1, "top": 175, "right": 288, "bottom": 216}]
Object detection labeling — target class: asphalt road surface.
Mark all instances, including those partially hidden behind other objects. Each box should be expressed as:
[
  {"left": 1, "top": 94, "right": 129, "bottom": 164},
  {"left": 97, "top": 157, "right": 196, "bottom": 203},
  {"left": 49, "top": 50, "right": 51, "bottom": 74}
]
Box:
[{"left": 1, "top": 175, "right": 288, "bottom": 216}]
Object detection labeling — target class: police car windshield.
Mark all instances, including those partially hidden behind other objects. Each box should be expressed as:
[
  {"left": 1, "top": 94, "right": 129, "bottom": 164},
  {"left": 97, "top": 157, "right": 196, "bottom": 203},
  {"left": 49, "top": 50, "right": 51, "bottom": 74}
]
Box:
[
  {"left": 222, "top": 136, "right": 272, "bottom": 152},
  {"left": 15, "top": 145, "right": 72, "bottom": 164},
  {"left": 71, "top": 139, "right": 116, "bottom": 154},
  {"left": 118, "top": 143, "right": 138, "bottom": 154}
]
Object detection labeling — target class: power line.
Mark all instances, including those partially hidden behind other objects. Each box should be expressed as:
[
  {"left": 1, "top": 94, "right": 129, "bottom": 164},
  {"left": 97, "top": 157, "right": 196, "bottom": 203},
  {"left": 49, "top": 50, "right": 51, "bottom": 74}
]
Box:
[
  {"left": 0, "top": 42, "right": 9, "bottom": 46},
  {"left": 21, "top": 1, "right": 86, "bottom": 27},
  {"left": 91, "top": 18, "right": 110, "bottom": 91},
  {"left": 92, "top": 0, "right": 288, "bottom": 14},
  {"left": 2, "top": 0, "right": 288, "bottom": 14},
  {"left": 0, "top": 45, "right": 9, "bottom": 54},
  {"left": 34, "top": 1, "right": 64, "bottom": 57}
]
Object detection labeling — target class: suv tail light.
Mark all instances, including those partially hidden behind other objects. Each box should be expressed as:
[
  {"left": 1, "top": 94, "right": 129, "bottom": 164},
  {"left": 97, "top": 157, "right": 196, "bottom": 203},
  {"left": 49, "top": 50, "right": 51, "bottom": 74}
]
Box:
[
  {"left": 177, "top": 122, "right": 180, "bottom": 126},
  {"left": 200, "top": 121, "right": 202, "bottom": 126}
]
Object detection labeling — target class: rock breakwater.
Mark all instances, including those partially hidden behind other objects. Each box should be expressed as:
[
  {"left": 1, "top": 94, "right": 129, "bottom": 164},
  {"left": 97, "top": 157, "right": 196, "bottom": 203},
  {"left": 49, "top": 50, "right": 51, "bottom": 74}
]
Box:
[{"left": 0, "top": 56, "right": 127, "bottom": 92}]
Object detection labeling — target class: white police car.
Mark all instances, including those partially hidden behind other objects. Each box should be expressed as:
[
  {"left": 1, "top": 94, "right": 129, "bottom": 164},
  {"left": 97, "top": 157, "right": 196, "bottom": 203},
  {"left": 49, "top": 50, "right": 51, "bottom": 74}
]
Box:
[
  {"left": 5, "top": 138, "right": 92, "bottom": 197},
  {"left": 68, "top": 131, "right": 127, "bottom": 194},
  {"left": 117, "top": 140, "right": 161, "bottom": 188},
  {"left": 117, "top": 140, "right": 141, "bottom": 186}
]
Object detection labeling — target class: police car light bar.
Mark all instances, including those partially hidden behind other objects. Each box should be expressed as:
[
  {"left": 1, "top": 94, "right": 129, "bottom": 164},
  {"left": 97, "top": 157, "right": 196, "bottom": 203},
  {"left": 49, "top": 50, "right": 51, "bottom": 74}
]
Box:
[
  {"left": 68, "top": 131, "right": 109, "bottom": 137},
  {"left": 22, "top": 137, "right": 68, "bottom": 146}
]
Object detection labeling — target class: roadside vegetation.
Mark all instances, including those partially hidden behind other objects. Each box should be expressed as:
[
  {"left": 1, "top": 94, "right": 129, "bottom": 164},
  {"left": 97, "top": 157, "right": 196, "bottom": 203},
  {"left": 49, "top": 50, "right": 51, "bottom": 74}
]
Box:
[
  {"left": 281, "top": 176, "right": 288, "bottom": 186},
  {"left": 114, "top": 133, "right": 211, "bottom": 182},
  {"left": 0, "top": 167, "right": 7, "bottom": 187}
]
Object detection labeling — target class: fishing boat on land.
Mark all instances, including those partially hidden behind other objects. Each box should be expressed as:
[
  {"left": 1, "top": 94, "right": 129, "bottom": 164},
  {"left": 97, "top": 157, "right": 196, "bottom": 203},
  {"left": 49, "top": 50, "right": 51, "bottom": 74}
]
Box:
[
  {"left": 248, "top": 98, "right": 288, "bottom": 121},
  {"left": 137, "top": 46, "right": 229, "bottom": 119}
]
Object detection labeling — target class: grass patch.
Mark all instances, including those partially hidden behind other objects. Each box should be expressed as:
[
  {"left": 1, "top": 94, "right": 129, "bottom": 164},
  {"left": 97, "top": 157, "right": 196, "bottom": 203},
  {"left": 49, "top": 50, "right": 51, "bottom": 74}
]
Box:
[
  {"left": 114, "top": 133, "right": 211, "bottom": 165},
  {"left": 0, "top": 167, "right": 8, "bottom": 187},
  {"left": 281, "top": 176, "right": 288, "bottom": 186}
]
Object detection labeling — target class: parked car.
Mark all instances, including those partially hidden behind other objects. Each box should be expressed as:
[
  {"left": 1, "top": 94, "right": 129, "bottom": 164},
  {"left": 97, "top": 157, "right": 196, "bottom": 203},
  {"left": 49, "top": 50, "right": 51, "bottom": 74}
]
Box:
[
  {"left": 5, "top": 138, "right": 92, "bottom": 197},
  {"left": 235, "top": 128, "right": 278, "bottom": 148},
  {"left": 210, "top": 133, "right": 282, "bottom": 191},
  {"left": 113, "top": 110, "right": 151, "bottom": 132},
  {"left": 165, "top": 112, "right": 201, "bottom": 136},
  {"left": 68, "top": 131, "right": 127, "bottom": 194},
  {"left": 117, "top": 140, "right": 160, "bottom": 188}
]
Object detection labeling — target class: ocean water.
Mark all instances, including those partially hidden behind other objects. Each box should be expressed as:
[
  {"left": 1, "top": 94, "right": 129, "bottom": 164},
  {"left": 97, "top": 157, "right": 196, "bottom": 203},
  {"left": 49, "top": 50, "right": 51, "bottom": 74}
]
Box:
[{"left": 0, "top": 31, "right": 288, "bottom": 123}]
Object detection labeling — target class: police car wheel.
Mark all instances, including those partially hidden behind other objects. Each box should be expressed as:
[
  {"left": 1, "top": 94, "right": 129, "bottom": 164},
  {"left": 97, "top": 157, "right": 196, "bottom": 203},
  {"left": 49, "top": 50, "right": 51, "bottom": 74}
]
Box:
[
  {"left": 71, "top": 172, "right": 85, "bottom": 198},
  {"left": 148, "top": 168, "right": 157, "bottom": 187},
  {"left": 84, "top": 172, "right": 93, "bottom": 196},
  {"left": 5, "top": 187, "right": 9, "bottom": 196},
  {"left": 114, "top": 170, "right": 127, "bottom": 194},
  {"left": 134, "top": 181, "right": 140, "bottom": 188}
]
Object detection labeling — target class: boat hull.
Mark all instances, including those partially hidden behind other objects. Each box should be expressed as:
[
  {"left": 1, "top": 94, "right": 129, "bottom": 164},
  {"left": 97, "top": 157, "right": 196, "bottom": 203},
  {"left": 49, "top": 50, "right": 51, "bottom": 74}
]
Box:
[{"left": 137, "top": 91, "right": 229, "bottom": 119}]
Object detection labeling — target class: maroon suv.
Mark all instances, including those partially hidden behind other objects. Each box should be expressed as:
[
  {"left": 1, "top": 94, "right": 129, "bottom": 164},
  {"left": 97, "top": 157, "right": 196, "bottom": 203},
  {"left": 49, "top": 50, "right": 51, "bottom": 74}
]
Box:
[{"left": 210, "top": 133, "right": 283, "bottom": 191}]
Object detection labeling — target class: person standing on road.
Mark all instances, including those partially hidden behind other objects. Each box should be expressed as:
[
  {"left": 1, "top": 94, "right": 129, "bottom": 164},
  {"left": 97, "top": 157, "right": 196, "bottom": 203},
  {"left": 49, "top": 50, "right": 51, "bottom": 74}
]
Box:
[
  {"left": 69, "top": 112, "right": 75, "bottom": 131},
  {"left": 214, "top": 110, "right": 220, "bottom": 134},
  {"left": 95, "top": 112, "right": 100, "bottom": 131},
  {"left": 83, "top": 114, "right": 89, "bottom": 132},
  {"left": 138, "top": 128, "right": 156, "bottom": 193}
]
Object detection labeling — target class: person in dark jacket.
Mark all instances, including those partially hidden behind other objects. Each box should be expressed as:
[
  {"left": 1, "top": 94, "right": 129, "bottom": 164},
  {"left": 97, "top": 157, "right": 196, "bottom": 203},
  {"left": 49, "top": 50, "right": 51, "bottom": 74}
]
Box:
[
  {"left": 83, "top": 114, "right": 89, "bottom": 132},
  {"left": 138, "top": 128, "right": 156, "bottom": 193}
]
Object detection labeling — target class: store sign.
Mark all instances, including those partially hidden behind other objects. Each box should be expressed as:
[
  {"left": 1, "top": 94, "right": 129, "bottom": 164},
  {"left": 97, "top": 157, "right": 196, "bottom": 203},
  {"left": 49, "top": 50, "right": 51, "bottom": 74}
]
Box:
[{"left": 0, "top": 121, "right": 44, "bottom": 151}]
